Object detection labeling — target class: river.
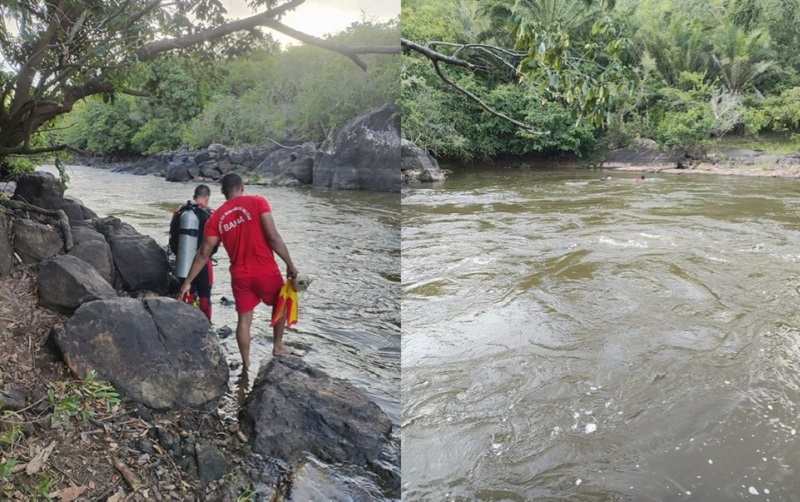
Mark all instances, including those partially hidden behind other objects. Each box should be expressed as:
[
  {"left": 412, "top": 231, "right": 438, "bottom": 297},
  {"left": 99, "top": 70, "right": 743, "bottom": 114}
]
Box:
[
  {"left": 44, "top": 164, "right": 400, "bottom": 492},
  {"left": 402, "top": 166, "right": 800, "bottom": 501}
]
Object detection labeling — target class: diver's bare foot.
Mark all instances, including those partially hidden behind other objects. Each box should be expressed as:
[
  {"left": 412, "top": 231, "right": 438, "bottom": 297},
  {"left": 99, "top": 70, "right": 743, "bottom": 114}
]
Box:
[{"left": 272, "top": 346, "right": 293, "bottom": 356}]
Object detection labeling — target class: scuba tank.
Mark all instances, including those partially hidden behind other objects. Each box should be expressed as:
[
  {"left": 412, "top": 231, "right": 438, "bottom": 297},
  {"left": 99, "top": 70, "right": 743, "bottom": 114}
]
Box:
[{"left": 175, "top": 203, "right": 200, "bottom": 279}]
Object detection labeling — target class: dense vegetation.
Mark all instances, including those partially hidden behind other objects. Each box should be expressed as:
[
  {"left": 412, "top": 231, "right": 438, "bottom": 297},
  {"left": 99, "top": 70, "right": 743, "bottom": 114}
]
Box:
[
  {"left": 402, "top": 0, "right": 800, "bottom": 161},
  {"left": 58, "top": 20, "right": 399, "bottom": 157}
]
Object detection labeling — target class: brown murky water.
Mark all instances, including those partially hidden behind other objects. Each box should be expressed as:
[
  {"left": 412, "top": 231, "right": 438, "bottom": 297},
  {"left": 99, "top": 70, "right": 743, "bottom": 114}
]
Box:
[{"left": 402, "top": 167, "right": 800, "bottom": 501}]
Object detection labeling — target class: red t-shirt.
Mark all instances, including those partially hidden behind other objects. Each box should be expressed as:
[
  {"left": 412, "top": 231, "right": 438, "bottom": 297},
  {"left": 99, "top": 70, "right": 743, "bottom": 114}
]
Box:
[{"left": 204, "top": 195, "right": 279, "bottom": 279}]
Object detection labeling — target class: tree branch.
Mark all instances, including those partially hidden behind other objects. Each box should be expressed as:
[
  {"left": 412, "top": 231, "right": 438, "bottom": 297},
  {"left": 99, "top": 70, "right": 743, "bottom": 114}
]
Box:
[
  {"left": 401, "top": 38, "right": 476, "bottom": 70},
  {"left": 0, "top": 144, "right": 87, "bottom": 156},
  {"left": 403, "top": 38, "right": 547, "bottom": 135},
  {"left": 260, "top": 20, "right": 399, "bottom": 70},
  {"left": 0, "top": 198, "right": 73, "bottom": 252},
  {"left": 134, "top": 0, "right": 305, "bottom": 62}
]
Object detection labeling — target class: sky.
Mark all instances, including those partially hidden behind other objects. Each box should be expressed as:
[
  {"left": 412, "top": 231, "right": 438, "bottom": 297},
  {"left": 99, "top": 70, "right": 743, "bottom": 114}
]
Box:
[{"left": 222, "top": 0, "right": 400, "bottom": 47}]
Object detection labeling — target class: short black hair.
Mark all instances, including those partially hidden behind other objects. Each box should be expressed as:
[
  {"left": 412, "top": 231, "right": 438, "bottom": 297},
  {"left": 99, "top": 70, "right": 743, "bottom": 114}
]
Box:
[
  {"left": 221, "top": 173, "right": 243, "bottom": 197},
  {"left": 194, "top": 184, "right": 211, "bottom": 198}
]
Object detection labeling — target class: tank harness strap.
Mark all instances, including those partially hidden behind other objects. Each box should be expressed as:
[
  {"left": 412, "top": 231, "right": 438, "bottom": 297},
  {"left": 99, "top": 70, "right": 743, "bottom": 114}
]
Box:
[{"left": 178, "top": 228, "right": 200, "bottom": 237}]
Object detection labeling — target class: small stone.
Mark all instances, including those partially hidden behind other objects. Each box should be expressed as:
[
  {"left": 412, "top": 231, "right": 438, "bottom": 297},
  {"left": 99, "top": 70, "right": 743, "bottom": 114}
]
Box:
[
  {"left": 195, "top": 440, "right": 232, "bottom": 481},
  {"left": 0, "top": 383, "right": 28, "bottom": 411}
]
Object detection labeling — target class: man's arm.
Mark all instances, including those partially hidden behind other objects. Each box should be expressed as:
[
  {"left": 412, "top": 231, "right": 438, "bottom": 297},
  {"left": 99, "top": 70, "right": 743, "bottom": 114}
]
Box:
[
  {"left": 177, "top": 235, "right": 220, "bottom": 298},
  {"left": 260, "top": 212, "right": 298, "bottom": 278}
]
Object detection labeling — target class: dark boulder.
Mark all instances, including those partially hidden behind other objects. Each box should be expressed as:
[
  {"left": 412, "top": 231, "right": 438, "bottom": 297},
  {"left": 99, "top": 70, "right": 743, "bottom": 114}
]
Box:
[
  {"left": 61, "top": 196, "right": 98, "bottom": 223},
  {"left": 12, "top": 219, "right": 63, "bottom": 265},
  {"left": 70, "top": 225, "right": 106, "bottom": 245},
  {"left": 313, "top": 104, "right": 400, "bottom": 192},
  {"left": 57, "top": 297, "right": 229, "bottom": 410},
  {"left": 255, "top": 142, "right": 317, "bottom": 185},
  {"left": 12, "top": 171, "right": 64, "bottom": 210},
  {"left": 0, "top": 214, "right": 13, "bottom": 278},
  {"left": 240, "top": 356, "right": 392, "bottom": 466},
  {"left": 38, "top": 255, "right": 116, "bottom": 314},
  {"left": 94, "top": 217, "right": 169, "bottom": 294},
  {"left": 166, "top": 161, "right": 192, "bottom": 182},
  {"left": 68, "top": 240, "right": 115, "bottom": 285},
  {"left": 401, "top": 139, "right": 446, "bottom": 183}
]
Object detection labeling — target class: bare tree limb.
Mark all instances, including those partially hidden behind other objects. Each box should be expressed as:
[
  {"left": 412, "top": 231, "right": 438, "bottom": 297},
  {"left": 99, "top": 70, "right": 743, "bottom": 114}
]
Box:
[
  {"left": 401, "top": 38, "right": 476, "bottom": 69},
  {"left": 260, "top": 19, "right": 400, "bottom": 70},
  {"left": 0, "top": 198, "right": 73, "bottom": 252},
  {"left": 403, "top": 38, "right": 547, "bottom": 135}
]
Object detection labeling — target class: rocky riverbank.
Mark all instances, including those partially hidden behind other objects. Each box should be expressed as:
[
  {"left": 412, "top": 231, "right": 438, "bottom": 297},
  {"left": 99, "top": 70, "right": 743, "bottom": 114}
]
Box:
[
  {"left": 603, "top": 140, "right": 800, "bottom": 178},
  {"left": 77, "top": 104, "right": 402, "bottom": 193},
  {"left": 0, "top": 172, "right": 399, "bottom": 500}
]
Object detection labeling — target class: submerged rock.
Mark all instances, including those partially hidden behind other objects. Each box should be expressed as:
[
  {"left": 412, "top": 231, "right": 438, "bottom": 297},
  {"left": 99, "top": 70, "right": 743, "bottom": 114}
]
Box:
[
  {"left": 57, "top": 297, "right": 229, "bottom": 410},
  {"left": 240, "top": 355, "right": 392, "bottom": 466},
  {"left": 289, "top": 456, "right": 385, "bottom": 502}
]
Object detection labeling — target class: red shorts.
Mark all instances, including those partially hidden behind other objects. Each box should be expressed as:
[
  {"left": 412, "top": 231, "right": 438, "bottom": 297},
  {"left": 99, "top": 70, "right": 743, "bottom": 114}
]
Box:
[{"left": 231, "top": 273, "right": 284, "bottom": 313}]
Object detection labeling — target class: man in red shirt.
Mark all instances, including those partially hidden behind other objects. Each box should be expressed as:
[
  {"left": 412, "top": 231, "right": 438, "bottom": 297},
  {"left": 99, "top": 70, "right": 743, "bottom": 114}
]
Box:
[{"left": 178, "top": 173, "right": 298, "bottom": 369}]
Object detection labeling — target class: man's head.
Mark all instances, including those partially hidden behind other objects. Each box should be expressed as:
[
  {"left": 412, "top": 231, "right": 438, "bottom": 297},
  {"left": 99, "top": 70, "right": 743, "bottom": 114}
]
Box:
[
  {"left": 221, "top": 173, "right": 244, "bottom": 200},
  {"left": 194, "top": 184, "right": 211, "bottom": 205}
]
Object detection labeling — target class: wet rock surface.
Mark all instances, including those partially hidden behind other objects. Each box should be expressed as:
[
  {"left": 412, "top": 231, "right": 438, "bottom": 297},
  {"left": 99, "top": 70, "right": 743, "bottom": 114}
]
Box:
[
  {"left": 401, "top": 139, "right": 446, "bottom": 183},
  {"left": 240, "top": 355, "right": 393, "bottom": 466}
]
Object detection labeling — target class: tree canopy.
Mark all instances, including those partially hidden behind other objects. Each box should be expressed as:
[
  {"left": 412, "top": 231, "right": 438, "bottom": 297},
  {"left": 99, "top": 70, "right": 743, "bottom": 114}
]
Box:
[
  {"left": 0, "top": 0, "right": 398, "bottom": 168},
  {"left": 402, "top": 0, "right": 800, "bottom": 160}
]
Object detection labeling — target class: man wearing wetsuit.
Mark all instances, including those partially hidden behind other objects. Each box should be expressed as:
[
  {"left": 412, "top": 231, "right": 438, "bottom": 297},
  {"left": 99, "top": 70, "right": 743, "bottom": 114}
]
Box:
[
  {"left": 171, "top": 184, "right": 215, "bottom": 321},
  {"left": 178, "top": 173, "right": 298, "bottom": 369}
]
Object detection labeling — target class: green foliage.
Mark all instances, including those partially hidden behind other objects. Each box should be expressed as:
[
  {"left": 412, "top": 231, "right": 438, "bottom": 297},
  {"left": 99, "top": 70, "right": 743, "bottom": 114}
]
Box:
[
  {"left": 47, "top": 370, "right": 120, "bottom": 426},
  {"left": 184, "top": 20, "right": 399, "bottom": 148},
  {"left": 0, "top": 458, "right": 18, "bottom": 482}
]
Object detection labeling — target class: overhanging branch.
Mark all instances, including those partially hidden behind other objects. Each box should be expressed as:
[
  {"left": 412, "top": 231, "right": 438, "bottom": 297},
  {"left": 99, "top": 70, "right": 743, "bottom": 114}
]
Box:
[
  {"left": 0, "top": 144, "right": 88, "bottom": 156},
  {"left": 135, "top": 0, "right": 305, "bottom": 61},
  {"left": 403, "top": 38, "right": 546, "bottom": 135}
]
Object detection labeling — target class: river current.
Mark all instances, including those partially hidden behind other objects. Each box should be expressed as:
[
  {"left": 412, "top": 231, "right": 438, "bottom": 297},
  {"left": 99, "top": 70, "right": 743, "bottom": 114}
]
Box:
[
  {"left": 402, "top": 167, "right": 800, "bottom": 501},
  {"left": 46, "top": 164, "right": 400, "bottom": 424}
]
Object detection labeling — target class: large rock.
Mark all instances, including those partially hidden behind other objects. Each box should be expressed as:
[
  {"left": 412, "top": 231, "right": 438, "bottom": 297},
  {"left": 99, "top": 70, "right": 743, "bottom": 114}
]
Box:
[
  {"left": 401, "top": 139, "right": 446, "bottom": 183},
  {"left": 70, "top": 225, "right": 106, "bottom": 245},
  {"left": 240, "top": 356, "right": 392, "bottom": 466},
  {"left": 38, "top": 255, "right": 116, "bottom": 314},
  {"left": 0, "top": 214, "right": 13, "bottom": 278},
  {"left": 61, "top": 196, "right": 98, "bottom": 223},
  {"left": 313, "top": 104, "right": 400, "bottom": 192},
  {"left": 166, "top": 160, "right": 193, "bottom": 182},
  {"left": 68, "top": 240, "right": 115, "bottom": 285},
  {"left": 94, "top": 217, "right": 169, "bottom": 294},
  {"left": 12, "top": 171, "right": 64, "bottom": 210},
  {"left": 57, "top": 297, "right": 229, "bottom": 410},
  {"left": 12, "top": 218, "right": 63, "bottom": 265},
  {"left": 255, "top": 143, "right": 317, "bottom": 185},
  {"left": 604, "top": 141, "right": 691, "bottom": 170}
]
